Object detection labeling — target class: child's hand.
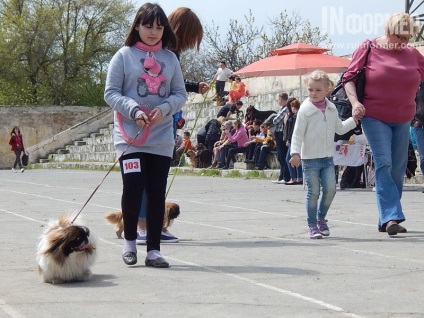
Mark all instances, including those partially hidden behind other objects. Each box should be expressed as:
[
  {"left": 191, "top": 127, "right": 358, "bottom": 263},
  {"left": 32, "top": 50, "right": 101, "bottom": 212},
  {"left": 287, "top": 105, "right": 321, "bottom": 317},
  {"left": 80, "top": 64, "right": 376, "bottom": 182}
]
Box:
[
  {"left": 135, "top": 112, "right": 150, "bottom": 128},
  {"left": 289, "top": 154, "right": 301, "bottom": 167},
  {"left": 148, "top": 107, "right": 163, "bottom": 124}
]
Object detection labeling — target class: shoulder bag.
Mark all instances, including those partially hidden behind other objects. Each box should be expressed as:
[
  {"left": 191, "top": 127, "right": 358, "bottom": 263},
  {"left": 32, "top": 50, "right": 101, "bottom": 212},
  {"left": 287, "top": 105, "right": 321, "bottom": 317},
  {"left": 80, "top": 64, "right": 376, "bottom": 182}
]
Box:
[{"left": 330, "top": 41, "right": 372, "bottom": 120}]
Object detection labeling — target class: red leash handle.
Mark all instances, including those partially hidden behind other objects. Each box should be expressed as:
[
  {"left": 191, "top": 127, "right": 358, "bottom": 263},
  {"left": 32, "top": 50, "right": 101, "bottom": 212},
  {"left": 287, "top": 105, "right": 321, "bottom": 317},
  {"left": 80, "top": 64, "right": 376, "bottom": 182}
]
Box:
[{"left": 116, "top": 106, "right": 151, "bottom": 147}]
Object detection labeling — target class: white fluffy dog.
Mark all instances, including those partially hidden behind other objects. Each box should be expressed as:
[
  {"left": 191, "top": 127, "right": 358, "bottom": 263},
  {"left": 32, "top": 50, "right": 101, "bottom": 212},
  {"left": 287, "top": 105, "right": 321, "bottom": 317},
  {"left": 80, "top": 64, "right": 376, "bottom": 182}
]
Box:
[{"left": 36, "top": 213, "right": 97, "bottom": 284}]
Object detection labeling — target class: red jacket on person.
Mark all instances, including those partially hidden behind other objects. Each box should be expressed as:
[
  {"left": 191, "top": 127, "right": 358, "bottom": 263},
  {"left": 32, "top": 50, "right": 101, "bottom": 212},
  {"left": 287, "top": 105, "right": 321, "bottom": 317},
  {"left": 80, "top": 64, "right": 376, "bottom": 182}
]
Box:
[{"left": 9, "top": 133, "right": 24, "bottom": 151}]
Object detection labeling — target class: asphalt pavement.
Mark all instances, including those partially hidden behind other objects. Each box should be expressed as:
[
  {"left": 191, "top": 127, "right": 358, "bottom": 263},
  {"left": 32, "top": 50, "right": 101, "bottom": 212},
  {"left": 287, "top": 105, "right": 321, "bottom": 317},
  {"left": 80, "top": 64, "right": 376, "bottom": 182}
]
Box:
[{"left": 1, "top": 169, "right": 424, "bottom": 318}]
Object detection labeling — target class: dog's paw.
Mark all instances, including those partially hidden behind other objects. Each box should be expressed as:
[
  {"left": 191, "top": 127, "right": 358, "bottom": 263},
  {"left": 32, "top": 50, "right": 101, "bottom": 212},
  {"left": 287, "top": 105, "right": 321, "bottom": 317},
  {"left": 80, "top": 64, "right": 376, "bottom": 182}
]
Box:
[{"left": 79, "top": 269, "right": 93, "bottom": 282}]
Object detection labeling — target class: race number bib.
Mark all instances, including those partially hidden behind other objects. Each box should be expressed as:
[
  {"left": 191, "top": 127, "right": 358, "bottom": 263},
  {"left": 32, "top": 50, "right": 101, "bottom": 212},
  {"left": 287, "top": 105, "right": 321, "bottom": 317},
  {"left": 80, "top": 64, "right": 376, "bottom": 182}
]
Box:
[{"left": 122, "top": 158, "right": 141, "bottom": 174}]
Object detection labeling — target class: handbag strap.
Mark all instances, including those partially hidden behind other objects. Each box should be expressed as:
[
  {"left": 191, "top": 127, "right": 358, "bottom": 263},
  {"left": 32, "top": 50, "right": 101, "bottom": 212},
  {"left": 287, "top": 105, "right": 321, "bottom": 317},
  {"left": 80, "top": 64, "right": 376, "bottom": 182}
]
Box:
[{"left": 341, "top": 40, "right": 373, "bottom": 84}]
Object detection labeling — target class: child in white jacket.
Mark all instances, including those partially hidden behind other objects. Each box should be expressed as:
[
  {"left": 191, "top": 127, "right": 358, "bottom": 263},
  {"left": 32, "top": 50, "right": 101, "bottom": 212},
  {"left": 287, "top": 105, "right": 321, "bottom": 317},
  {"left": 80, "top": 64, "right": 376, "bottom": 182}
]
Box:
[{"left": 290, "top": 70, "right": 358, "bottom": 239}]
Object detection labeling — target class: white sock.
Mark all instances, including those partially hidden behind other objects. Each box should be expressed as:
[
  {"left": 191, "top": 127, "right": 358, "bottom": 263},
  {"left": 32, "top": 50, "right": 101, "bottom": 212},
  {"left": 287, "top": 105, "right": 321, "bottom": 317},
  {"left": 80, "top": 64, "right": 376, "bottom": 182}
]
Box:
[
  {"left": 122, "top": 239, "right": 136, "bottom": 254},
  {"left": 146, "top": 250, "right": 161, "bottom": 260}
]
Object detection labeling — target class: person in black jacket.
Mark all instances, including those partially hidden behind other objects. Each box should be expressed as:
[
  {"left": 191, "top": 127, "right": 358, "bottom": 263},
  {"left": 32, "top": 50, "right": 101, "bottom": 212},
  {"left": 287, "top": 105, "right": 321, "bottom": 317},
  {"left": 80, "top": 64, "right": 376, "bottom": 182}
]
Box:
[
  {"left": 204, "top": 116, "right": 225, "bottom": 153},
  {"left": 412, "top": 82, "right": 424, "bottom": 185}
]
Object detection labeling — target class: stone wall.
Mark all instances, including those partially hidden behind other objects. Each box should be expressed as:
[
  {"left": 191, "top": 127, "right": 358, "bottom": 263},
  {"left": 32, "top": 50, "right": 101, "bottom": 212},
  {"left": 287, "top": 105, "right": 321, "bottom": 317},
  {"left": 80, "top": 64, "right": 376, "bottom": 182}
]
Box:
[
  {"left": 0, "top": 106, "right": 109, "bottom": 169},
  {"left": 0, "top": 73, "right": 344, "bottom": 169}
]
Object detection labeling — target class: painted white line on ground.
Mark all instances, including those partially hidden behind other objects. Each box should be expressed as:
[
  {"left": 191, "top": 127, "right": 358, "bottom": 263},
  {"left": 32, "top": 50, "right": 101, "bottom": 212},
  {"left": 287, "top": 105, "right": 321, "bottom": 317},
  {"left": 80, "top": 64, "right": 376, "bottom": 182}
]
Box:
[
  {"left": 0, "top": 189, "right": 118, "bottom": 210},
  {"left": 0, "top": 299, "right": 25, "bottom": 318},
  {"left": 188, "top": 200, "right": 300, "bottom": 217},
  {"left": 0, "top": 208, "right": 44, "bottom": 224},
  {"left": 0, "top": 177, "right": 121, "bottom": 195},
  {"left": 100, "top": 237, "right": 366, "bottom": 318}
]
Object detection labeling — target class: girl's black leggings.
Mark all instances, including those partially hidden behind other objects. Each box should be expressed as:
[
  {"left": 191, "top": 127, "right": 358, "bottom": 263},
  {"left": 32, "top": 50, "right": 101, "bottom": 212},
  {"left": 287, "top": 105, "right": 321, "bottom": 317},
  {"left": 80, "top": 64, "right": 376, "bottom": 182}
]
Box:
[{"left": 119, "top": 152, "right": 170, "bottom": 252}]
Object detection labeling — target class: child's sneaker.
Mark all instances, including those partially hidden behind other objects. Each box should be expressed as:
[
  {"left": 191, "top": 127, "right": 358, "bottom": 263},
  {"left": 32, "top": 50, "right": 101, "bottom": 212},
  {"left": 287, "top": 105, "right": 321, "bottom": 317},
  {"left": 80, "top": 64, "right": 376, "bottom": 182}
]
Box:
[
  {"left": 136, "top": 230, "right": 146, "bottom": 245},
  {"left": 317, "top": 219, "right": 330, "bottom": 236},
  {"left": 11, "top": 168, "right": 17, "bottom": 173},
  {"left": 308, "top": 225, "right": 323, "bottom": 239}
]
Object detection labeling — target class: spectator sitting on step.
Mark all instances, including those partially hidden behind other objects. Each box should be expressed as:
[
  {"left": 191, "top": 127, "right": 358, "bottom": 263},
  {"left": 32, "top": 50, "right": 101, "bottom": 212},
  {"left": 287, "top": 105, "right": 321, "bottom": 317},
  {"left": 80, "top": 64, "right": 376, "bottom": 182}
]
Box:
[
  {"left": 244, "top": 120, "right": 261, "bottom": 162},
  {"left": 175, "top": 131, "right": 192, "bottom": 163},
  {"left": 204, "top": 116, "right": 226, "bottom": 153},
  {"left": 228, "top": 76, "right": 246, "bottom": 103},
  {"left": 221, "top": 75, "right": 237, "bottom": 100},
  {"left": 221, "top": 119, "right": 249, "bottom": 169},
  {"left": 254, "top": 123, "right": 276, "bottom": 170},
  {"left": 210, "top": 120, "right": 236, "bottom": 168}
]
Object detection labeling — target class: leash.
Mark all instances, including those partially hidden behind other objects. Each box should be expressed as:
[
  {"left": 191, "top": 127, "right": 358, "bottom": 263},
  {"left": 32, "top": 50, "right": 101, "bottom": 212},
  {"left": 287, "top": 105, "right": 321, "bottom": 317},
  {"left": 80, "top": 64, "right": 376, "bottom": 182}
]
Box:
[
  {"left": 70, "top": 86, "right": 215, "bottom": 225},
  {"left": 69, "top": 114, "right": 151, "bottom": 226},
  {"left": 165, "top": 84, "right": 214, "bottom": 198}
]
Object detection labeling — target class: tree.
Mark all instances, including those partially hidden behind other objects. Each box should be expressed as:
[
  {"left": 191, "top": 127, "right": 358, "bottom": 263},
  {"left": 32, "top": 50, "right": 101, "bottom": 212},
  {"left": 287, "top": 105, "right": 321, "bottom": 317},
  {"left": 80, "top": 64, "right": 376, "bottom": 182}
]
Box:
[
  {"left": 198, "top": 9, "right": 330, "bottom": 80},
  {"left": 0, "top": 0, "right": 133, "bottom": 105}
]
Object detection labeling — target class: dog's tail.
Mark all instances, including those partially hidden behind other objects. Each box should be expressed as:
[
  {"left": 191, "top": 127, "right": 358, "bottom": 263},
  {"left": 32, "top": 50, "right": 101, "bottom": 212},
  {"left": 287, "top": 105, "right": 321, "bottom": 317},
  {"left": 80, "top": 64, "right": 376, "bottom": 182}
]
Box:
[{"left": 104, "top": 211, "right": 123, "bottom": 225}]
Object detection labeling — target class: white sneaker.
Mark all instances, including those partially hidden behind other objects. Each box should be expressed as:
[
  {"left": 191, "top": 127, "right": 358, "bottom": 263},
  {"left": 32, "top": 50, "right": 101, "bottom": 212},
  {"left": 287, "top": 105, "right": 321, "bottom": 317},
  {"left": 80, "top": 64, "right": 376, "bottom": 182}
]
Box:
[
  {"left": 271, "top": 179, "right": 280, "bottom": 183},
  {"left": 11, "top": 168, "right": 17, "bottom": 173},
  {"left": 20, "top": 168, "right": 24, "bottom": 173},
  {"left": 136, "top": 230, "right": 146, "bottom": 245}
]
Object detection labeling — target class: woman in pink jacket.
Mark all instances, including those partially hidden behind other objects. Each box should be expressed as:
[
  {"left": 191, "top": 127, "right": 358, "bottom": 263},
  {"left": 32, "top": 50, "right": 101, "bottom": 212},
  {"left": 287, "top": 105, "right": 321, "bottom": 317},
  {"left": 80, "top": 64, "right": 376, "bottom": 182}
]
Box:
[{"left": 222, "top": 119, "right": 248, "bottom": 169}]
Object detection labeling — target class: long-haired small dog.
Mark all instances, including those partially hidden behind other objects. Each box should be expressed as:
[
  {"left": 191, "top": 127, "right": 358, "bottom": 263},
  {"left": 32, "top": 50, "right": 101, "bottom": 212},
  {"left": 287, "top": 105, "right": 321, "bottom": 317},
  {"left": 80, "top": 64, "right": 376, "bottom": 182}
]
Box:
[
  {"left": 36, "top": 213, "right": 97, "bottom": 284},
  {"left": 186, "top": 144, "right": 212, "bottom": 168},
  {"left": 105, "top": 202, "right": 180, "bottom": 239}
]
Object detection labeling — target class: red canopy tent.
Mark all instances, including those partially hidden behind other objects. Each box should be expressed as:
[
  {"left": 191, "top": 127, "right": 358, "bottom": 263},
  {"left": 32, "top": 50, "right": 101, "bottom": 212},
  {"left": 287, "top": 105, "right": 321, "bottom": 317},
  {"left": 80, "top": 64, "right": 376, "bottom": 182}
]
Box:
[{"left": 235, "top": 42, "right": 350, "bottom": 96}]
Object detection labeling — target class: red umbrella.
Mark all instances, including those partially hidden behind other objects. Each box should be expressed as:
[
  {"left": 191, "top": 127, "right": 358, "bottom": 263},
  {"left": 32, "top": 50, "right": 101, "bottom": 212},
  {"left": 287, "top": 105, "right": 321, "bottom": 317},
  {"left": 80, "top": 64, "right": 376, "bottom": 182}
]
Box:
[{"left": 235, "top": 42, "right": 350, "bottom": 77}]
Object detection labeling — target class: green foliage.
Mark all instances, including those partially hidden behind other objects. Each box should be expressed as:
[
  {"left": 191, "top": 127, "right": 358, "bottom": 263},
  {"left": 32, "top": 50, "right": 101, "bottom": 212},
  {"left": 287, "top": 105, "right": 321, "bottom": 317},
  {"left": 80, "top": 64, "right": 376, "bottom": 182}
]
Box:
[
  {"left": 0, "top": 3, "right": 331, "bottom": 106},
  {"left": 0, "top": 0, "right": 133, "bottom": 105}
]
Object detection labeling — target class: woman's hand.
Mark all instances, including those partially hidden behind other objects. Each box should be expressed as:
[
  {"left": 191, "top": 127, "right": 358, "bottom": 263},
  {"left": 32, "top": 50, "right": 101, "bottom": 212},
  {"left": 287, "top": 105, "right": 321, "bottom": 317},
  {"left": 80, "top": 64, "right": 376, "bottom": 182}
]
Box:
[{"left": 352, "top": 101, "right": 365, "bottom": 119}]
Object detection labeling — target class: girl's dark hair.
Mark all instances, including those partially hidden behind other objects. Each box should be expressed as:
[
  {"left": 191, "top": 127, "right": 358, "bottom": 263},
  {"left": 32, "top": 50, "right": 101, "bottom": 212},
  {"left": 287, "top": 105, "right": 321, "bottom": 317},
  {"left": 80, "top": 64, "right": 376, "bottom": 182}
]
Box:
[
  {"left": 11, "top": 126, "right": 20, "bottom": 135},
  {"left": 286, "top": 97, "right": 296, "bottom": 117},
  {"left": 290, "top": 99, "right": 301, "bottom": 110},
  {"left": 125, "top": 3, "right": 177, "bottom": 49},
  {"left": 168, "top": 7, "right": 203, "bottom": 54}
]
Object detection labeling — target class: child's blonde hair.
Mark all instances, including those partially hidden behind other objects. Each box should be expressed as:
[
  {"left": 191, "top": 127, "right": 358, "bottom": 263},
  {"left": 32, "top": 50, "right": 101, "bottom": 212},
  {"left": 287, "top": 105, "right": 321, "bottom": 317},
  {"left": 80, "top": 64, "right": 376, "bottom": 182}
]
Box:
[{"left": 304, "top": 70, "right": 334, "bottom": 91}]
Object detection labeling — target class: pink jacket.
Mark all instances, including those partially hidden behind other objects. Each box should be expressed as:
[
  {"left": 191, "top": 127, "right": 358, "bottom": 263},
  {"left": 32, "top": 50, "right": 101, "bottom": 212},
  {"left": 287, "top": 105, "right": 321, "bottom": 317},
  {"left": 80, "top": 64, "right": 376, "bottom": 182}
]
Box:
[{"left": 226, "top": 127, "right": 248, "bottom": 147}]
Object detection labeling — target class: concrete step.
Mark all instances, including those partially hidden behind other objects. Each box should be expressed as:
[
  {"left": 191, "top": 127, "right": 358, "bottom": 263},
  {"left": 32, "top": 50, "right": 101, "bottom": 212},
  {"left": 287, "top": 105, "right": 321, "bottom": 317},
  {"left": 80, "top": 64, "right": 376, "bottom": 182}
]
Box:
[
  {"left": 74, "top": 141, "right": 87, "bottom": 146},
  {"left": 82, "top": 135, "right": 113, "bottom": 145},
  {"left": 99, "top": 128, "right": 112, "bottom": 135},
  {"left": 36, "top": 161, "right": 119, "bottom": 171},
  {"left": 49, "top": 152, "right": 117, "bottom": 162},
  {"left": 234, "top": 162, "right": 255, "bottom": 170},
  {"left": 90, "top": 132, "right": 104, "bottom": 138},
  {"left": 65, "top": 143, "right": 115, "bottom": 153}
]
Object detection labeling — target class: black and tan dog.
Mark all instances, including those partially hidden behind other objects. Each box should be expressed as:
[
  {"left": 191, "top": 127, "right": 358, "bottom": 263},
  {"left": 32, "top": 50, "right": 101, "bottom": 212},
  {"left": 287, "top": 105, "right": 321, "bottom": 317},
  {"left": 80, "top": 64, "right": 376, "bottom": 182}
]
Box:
[
  {"left": 186, "top": 143, "right": 212, "bottom": 168},
  {"left": 105, "top": 202, "right": 180, "bottom": 239}
]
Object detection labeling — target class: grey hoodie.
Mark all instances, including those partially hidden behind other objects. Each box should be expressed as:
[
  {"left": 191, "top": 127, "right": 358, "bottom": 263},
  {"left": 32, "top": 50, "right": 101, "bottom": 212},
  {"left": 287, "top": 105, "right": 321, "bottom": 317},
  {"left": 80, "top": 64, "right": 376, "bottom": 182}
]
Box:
[{"left": 104, "top": 45, "right": 187, "bottom": 158}]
